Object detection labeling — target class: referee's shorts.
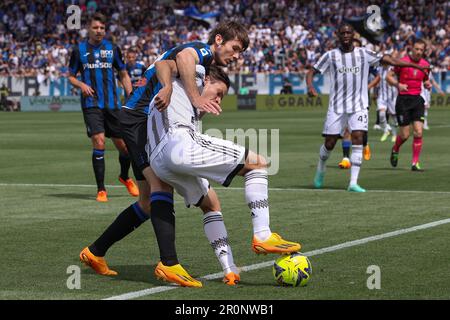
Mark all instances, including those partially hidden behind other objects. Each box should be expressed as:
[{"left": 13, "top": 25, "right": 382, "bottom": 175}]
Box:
[{"left": 395, "top": 94, "right": 425, "bottom": 126}]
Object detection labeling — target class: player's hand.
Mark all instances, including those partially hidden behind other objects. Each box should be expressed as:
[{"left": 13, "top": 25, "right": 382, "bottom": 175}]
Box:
[
  {"left": 80, "top": 83, "right": 95, "bottom": 97},
  {"left": 424, "top": 80, "right": 432, "bottom": 90},
  {"left": 193, "top": 96, "right": 222, "bottom": 115},
  {"left": 398, "top": 83, "right": 408, "bottom": 92},
  {"left": 307, "top": 86, "right": 318, "bottom": 97},
  {"left": 154, "top": 85, "right": 173, "bottom": 112}
]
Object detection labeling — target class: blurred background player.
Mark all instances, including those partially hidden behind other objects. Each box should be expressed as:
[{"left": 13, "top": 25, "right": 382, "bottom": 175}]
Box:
[
  {"left": 338, "top": 38, "right": 380, "bottom": 170},
  {"left": 308, "top": 23, "right": 428, "bottom": 192},
  {"left": 386, "top": 39, "right": 431, "bottom": 171},
  {"left": 378, "top": 62, "right": 398, "bottom": 143},
  {"left": 125, "top": 48, "right": 147, "bottom": 88},
  {"left": 421, "top": 71, "right": 445, "bottom": 130},
  {"left": 67, "top": 13, "right": 138, "bottom": 202}
]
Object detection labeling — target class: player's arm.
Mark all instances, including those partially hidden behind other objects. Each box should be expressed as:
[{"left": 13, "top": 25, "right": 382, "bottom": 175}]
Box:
[
  {"left": 113, "top": 46, "right": 132, "bottom": 97},
  {"left": 306, "top": 68, "right": 319, "bottom": 97},
  {"left": 154, "top": 60, "right": 178, "bottom": 111},
  {"left": 381, "top": 54, "right": 429, "bottom": 73},
  {"left": 118, "top": 70, "right": 132, "bottom": 97},
  {"left": 430, "top": 78, "right": 445, "bottom": 96},
  {"left": 176, "top": 48, "right": 221, "bottom": 115},
  {"left": 67, "top": 47, "right": 95, "bottom": 97},
  {"left": 368, "top": 75, "right": 381, "bottom": 90},
  {"left": 386, "top": 69, "right": 408, "bottom": 92}
]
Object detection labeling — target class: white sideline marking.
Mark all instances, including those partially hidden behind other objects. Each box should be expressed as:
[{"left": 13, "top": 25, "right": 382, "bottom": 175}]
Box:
[
  {"left": 1, "top": 183, "right": 450, "bottom": 195},
  {"left": 103, "top": 217, "right": 450, "bottom": 300}
]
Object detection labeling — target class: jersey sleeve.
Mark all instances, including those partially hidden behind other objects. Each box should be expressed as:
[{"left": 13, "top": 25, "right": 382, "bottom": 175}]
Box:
[
  {"left": 364, "top": 48, "right": 383, "bottom": 67},
  {"left": 113, "top": 46, "right": 126, "bottom": 71},
  {"left": 68, "top": 45, "right": 81, "bottom": 76},
  {"left": 313, "top": 52, "right": 331, "bottom": 74},
  {"left": 192, "top": 43, "right": 214, "bottom": 68}
]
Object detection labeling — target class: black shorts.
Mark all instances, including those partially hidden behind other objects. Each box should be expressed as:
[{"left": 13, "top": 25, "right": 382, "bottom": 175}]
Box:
[
  {"left": 395, "top": 95, "right": 425, "bottom": 126},
  {"left": 119, "top": 108, "right": 149, "bottom": 180},
  {"left": 82, "top": 107, "right": 122, "bottom": 138}
]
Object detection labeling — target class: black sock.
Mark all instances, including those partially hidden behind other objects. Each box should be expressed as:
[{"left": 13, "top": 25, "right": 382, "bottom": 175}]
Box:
[
  {"left": 150, "top": 192, "right": 178, "bottom": 266},
  {"left": 119, "top": 153, "right": 131, "bottom": 181},
  {"left": 89, "top": 202, "right": 149, "bottom": 257},
  {"left": 376, "top": 110, "right": 380, "bottom": 125},
  {"left": 363, "top": 131, "right": 368, "bottom": 147},
  {"left": 342, "top": 140, "right": 351, "bottom": 158},
  {"left": 92, "top": 149, "right": 106, "bottom": 191}
]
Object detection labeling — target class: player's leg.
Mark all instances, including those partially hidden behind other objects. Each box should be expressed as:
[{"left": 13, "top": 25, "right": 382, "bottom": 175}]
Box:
[
  {"left": 347, "top": 109, "right": 369, "bottom": 192},
  {"left": 199, "top": 187, "right": 240, "bottom": 285},
  {"left": 234, "top": 151, "right": 300, "bottom": 254},
  {"left": 378, "top": 107, "right": 390, "bottom": 142},
  {"left": 373, "top": 110, "right": 381, "bottom": 130},
  {"left": 411, "top": 98, "right": 425, "bottom": 171},
  {"left": 80, "top": 179, "right": 151, "bottom": 276},
  {"left": 82, "top": 108, "right": 108, "bottom": 201},
  {"left": 106, "top": 108, "right": 139, "bottom": 197},
  {"left": 391, "top": 96, "right": 411, "bottom": 167},
  {"left": 339, "top": 128, "right": 352, "bottom": 169},
  {"left": 111, "top": 137, "right": 139, "bottom": 196},
  {"left": 423, "top": 104, "right": 429, "bottom": 130}
]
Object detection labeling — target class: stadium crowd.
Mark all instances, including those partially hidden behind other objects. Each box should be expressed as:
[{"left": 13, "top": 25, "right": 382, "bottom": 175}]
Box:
[{"left": 0, "top": 0, "right": 448, "bottom": 80}]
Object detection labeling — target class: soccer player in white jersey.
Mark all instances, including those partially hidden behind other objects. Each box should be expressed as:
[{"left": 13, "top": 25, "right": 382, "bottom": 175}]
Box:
[
  {"left": 378, "top": 64, "right": 398, "bottom": 142},
  {"left": 420, "top": 72, "right": 445, "bottom": 130},
  {"left": 307, "top": 23, "right": 429, "bottom": 192},
  {"left": 148, "top": 61, "right": 301, "bottom": 285}
]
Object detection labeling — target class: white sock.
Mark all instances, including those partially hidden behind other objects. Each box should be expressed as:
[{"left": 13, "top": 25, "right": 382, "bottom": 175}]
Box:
[
  {"left": 203, "top": 211, "right": 238, "bottom": 275},
  {"left": 245, "top": 169, "right": 271, "bottom": 241},
  {"left": 389, "top": 116, "right": 398, "bottom": 136},
  {"left": 350, "top": 145, "right": 363, "bottom": 186},
  {"left": 317, "top": 144, "right": 331, "bottom": 173},
  {"left": 379, "top": 110, "right": 388, "bottom": 132},
  {"left": 424, "top": 109, "right": 428, "bottom": 126}
]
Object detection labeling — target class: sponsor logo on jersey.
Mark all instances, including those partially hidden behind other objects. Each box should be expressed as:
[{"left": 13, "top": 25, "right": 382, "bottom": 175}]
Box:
[
  {"left": 82, "top": 62, "right": 112, "bottom": 69},
  {"left": 338, "top": 66, "right": 361, "bottom": 74},
  {"left": 100, "top": 50, "right": 113, "bottom": 58}
]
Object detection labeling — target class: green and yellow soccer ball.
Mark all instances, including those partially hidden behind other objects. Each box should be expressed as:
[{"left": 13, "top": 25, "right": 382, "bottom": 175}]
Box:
[{"left": 273, "top": 253, "right": 312, "bottom": 287}]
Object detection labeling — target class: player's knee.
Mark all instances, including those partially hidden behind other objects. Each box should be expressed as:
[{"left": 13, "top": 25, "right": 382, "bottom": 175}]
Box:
[
  {"left": 92, "top": 136, "right": 105, "bottom": 149},
  {"left": 137, "top": 198, "right": 151, "bottom": 216},
  {"left": 324, "top": 140, "right": 336, "bottom": 151}
]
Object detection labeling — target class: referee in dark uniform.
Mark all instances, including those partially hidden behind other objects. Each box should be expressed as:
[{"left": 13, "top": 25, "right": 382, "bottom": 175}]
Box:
[{"left": 68, "top": 12, "right": 139, "bottom": 202}]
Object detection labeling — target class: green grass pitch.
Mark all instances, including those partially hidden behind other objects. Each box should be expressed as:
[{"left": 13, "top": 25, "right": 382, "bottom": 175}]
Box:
[{"left": 1, "top": 108, "right": 449, "bottom": 300}]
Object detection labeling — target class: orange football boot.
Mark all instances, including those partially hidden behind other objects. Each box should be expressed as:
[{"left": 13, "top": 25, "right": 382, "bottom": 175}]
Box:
[
  {"left": 252, "top": 233, "right": 301, "bottom": 255},
  {"left": 96, "top": 190, "right": 108, "bottom": 202},
  {"left": 79, "top": 247, "right": 117, "bottom": 276},
  {"left": 223, "top": 272, "right": 240, "bottom": 286},
  {"left": 119, "top": 177, "right": 139, "bottom": 197},
  {"left": 154, "top": 262, "right": 202, "bottom": 287}
]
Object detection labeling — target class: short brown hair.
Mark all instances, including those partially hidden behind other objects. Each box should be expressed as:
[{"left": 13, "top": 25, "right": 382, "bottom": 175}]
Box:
[
  {"left": 89, "top": 12, "right": 106, "bottom": 26},
  {"left": 414, "top": 39, "right": 427, "bottom": 48},
  {"left": 207, "top": 21, "right": 249, "bottom": 51},
  {"left": 207, "top": 65, "right": 231, "bottom": 89}
]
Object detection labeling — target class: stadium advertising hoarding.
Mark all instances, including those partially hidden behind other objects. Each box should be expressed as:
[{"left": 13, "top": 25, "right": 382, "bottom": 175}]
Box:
[{"left": 21, "top": 96, "right": 81, "bottom": 112}]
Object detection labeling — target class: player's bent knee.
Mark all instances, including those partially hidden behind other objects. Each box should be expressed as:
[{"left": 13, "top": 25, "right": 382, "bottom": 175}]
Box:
[{"left": 244, "top": 151, "right": 267, "bottom": 170}]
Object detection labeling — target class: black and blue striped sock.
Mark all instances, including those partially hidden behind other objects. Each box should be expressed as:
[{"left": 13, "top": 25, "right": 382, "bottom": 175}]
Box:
[
  {"left": 92, "top": 149, "right": 105, "bottom": 191},
  {"left": 150, "top": 192, "right": 178, "bottom": 266},
  {"left": 89, "top": 202, "right": 149, "bottom": 257}
]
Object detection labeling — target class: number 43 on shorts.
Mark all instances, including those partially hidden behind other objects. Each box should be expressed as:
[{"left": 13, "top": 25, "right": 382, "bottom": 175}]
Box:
[{"left": 358, "top": 114, "right": 368, "bottom": 123}]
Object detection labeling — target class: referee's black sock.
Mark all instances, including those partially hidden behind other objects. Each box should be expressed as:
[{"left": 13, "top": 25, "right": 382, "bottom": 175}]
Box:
[
  {"left": 150, "top": 192, "right": 178, "bottom": 266},
  {"left": 119, "top": 153, "right": 131, "bottom": 181},
  {"left": 92, "top": 149, "right": 106, "bottom": 191},
  {"left": 89, "top": 202, "right": 149, "bottom": 257}
]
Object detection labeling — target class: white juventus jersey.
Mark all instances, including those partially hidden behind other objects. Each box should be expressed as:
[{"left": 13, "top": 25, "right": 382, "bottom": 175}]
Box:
[
  {"left": 378, "top": 66, "right": 398, "bottom": 103},
  {"left": 314, "top": 47, "right": 383, "bottom": 114},
  {"left": 421, "top": 72, "right": 433, "bottom": 105},
  {"left": 148, "top": 65, "right": 206, "bottom": 158}
]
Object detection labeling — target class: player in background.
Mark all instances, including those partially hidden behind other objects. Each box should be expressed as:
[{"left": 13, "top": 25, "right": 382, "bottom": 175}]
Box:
[
  {"left": 378, "top": 62, "right": 398, "bottom": 143},
  {"left": 148, "top": 61, "right": 301, "bottom": 287},
  {"left": 125, "top": 48, "right": 147, "bottom": 87},
  {"left": 79, "top": 22, "right": 250, "bottom": 287},
  {"left": 421, "top": 71, "right": 445, "bottom": 130},
  {"left": 338, "top": 38, "right": 380, "bottom": 169},
  {"left": 386, "top": 39, "right": 431, "bottom": 171},
  {"left": 68, "top": 13, "right": 138, "bottom": 202},
  {"left": 307, "top": 24, "right": 429, "bottom": 192}
]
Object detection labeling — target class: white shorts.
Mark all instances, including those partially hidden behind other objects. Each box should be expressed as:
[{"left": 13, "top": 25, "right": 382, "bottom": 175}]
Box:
[
  {"left": 150, "top": 128, "right": 247, "bottom": 207},
  {"left": 322, "top": 108, "right": 368, "bottom": 136},
  {"left": 377, "top": 97, "right": 396, "bottom": 115}
]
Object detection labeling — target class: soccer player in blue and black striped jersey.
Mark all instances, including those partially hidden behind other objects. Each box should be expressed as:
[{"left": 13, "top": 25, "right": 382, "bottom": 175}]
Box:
[
  {"left": 125, "top": 48, "right": 147, "bottom": 87},
  {"left": 68, "top": 13, "right": 139, "bottom": 202}
]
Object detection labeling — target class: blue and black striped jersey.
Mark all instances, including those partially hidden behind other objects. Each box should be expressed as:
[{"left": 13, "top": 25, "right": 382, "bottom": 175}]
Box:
[
  {"left": 124, "top": 42, "right": 213, "bottom": 115},
  {"left": 69, "top": 39, "right": 125, "bottom": 110}
]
